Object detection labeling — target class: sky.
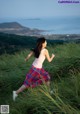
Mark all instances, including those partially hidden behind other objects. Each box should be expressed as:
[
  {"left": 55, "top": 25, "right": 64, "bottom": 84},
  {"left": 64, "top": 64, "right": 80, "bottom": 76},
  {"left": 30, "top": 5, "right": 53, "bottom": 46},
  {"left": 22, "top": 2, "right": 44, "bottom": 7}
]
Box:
[{"left": 0, "top": 0, "right": 80, "bottom": 19}]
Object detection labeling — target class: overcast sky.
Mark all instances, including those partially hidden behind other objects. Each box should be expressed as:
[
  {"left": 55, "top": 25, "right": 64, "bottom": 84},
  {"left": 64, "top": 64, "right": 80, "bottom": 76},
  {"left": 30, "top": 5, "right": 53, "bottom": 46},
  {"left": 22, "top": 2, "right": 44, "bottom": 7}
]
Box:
[{"left": 0, "top": 0, "right": 80, "bottom": 19}]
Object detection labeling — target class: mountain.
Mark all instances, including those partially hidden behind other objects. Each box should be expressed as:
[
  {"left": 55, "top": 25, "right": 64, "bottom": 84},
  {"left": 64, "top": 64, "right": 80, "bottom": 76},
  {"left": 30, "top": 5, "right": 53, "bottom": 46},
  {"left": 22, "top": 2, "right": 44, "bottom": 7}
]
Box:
[
  {"left": 0, "top": 22, "right": 80, "bottom": 41},
  {"left": 0, "top": 22, "right": 43, "bottom": 36},
  {"left": 0, "top": 22, "right": 24, "bottom": 28}
]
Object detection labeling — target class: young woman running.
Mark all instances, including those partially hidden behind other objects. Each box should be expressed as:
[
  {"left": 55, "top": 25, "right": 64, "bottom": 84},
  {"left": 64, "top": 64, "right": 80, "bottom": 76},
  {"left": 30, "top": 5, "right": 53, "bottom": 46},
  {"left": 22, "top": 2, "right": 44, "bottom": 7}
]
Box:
[{"left": 13, "top": 37, "right": 55, "bottom": 101}]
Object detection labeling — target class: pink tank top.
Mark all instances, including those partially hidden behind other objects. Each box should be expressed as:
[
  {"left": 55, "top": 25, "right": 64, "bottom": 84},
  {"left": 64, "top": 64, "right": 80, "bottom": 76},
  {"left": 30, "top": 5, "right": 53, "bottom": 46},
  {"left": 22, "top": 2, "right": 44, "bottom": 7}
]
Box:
[{"left": 32, "top": 48, "right": 46, "bottom": 68}]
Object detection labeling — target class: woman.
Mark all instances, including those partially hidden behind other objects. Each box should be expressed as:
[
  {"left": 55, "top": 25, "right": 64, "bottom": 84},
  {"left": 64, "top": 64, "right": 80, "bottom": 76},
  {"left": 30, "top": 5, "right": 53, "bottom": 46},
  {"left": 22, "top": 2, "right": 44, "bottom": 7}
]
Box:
[{"left": 13, "top": 37, "right": 55, "bottom": 101}]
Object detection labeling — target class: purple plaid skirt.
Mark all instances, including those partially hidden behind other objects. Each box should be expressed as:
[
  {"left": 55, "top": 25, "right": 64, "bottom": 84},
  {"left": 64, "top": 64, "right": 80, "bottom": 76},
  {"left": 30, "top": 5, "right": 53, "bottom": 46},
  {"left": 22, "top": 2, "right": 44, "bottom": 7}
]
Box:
[{"left": 23, "top": 65, "right": 50, "bottom": 88}]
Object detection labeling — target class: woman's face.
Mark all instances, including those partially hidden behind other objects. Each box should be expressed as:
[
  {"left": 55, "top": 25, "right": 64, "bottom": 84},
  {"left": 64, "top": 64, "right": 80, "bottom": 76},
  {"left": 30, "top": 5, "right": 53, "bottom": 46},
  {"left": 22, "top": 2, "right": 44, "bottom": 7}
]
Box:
[{"left": 42, "top": 41, "right": 47, "bottom": 48}]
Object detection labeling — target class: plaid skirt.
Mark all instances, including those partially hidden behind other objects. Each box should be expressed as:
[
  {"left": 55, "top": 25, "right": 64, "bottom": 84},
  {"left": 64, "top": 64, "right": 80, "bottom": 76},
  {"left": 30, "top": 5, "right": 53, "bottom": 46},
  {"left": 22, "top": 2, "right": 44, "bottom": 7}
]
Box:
[{"left": 23, "top": 65, "right": 50, "bottom": 88}]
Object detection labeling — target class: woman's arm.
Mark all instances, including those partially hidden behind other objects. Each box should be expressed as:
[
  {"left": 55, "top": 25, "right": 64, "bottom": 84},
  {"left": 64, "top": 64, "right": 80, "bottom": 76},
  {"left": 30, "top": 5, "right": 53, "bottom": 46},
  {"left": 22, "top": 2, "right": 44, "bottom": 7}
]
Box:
[
  {"left": 45, "top": 49, "right": 55, "bottom": 62},
  {"left": 25, "top": 51, "right": 34, "bottom": 61}
]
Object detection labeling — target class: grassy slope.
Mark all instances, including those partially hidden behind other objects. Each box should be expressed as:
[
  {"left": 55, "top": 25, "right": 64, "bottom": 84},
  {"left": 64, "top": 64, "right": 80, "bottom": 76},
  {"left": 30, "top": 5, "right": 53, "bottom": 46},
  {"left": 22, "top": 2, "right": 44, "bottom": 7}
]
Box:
[{"left": 0, "top": 43, "right": 80, "bottom": 114}]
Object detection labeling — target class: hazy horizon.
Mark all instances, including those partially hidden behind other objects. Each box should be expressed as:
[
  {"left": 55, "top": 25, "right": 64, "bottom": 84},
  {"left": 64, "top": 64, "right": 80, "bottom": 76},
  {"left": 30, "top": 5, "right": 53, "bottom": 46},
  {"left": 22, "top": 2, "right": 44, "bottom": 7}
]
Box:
[{"left": 0, "top": 0, "right": 80, "bottom": 19}]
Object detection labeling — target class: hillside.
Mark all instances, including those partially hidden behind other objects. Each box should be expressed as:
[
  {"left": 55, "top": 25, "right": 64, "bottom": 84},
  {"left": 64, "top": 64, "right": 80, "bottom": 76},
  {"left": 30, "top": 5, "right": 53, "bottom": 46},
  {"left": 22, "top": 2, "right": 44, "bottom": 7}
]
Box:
[
  {"left": 0, "top": 32, "right": 80, "bottom": 55},
  {"left": 0, "top": 22, "right": 24, "bottom": 28},
  {"left": 0, "top": 22, "right": 43, "bottom": 36},
  {"left": 0, "top": 42, "right": 80, "bottom": 114},
  {"left": 0, "top": 32, "right": 38, "bottom": 54}
]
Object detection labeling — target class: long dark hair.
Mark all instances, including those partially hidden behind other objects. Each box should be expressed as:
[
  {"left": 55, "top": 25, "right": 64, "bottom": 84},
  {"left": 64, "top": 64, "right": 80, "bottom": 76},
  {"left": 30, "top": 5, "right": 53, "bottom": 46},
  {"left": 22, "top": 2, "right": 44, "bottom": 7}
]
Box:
[{"left": 33, "top": 37, "right": 46, "bottom": 58}]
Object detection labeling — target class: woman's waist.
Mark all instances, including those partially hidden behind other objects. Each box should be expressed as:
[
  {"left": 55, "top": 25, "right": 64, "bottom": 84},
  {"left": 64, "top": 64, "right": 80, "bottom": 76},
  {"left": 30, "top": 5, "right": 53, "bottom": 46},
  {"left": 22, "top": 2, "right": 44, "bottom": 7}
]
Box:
[
  {"left": 32, "top": 62, "right": 42, "bottom": 69},
  {"left": 31, "top": 65, "right": 42, "bottom": 69}
]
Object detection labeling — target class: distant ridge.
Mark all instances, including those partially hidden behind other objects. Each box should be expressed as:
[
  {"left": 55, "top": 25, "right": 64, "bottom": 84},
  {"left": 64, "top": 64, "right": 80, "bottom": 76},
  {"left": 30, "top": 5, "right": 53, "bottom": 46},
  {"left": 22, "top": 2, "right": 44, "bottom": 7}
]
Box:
[
  {"left": 0, "top": 22, "right": 43, "bottom": 36},
  {"left": 0, "top": 22, "right": 25, "bottom": 28}
]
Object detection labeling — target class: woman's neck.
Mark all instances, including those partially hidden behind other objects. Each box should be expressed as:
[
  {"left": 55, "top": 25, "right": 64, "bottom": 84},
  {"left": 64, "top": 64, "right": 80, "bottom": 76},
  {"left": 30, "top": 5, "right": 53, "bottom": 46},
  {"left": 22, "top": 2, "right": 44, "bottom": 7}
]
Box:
[{"left": 42, "top": 47, "right": 45, "bottom": 49}]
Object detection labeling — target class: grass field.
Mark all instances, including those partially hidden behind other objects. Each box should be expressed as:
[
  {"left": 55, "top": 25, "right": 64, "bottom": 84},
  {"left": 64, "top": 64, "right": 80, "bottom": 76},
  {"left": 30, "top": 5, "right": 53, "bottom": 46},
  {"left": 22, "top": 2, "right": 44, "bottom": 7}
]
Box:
[{"left": 0, "top": 42, "right": 80, "bottom": 114}]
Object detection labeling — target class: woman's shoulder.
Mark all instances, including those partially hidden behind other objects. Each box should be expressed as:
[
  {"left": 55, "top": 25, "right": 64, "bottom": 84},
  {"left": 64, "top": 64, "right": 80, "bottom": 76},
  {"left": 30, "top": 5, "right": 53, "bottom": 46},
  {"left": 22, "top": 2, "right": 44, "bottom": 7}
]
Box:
[
  {"left": 42, "top": 48, "right": 48, "bottom": 53},
  {"left": 42, "top": 48, "right": 47, "bottom": 51}
]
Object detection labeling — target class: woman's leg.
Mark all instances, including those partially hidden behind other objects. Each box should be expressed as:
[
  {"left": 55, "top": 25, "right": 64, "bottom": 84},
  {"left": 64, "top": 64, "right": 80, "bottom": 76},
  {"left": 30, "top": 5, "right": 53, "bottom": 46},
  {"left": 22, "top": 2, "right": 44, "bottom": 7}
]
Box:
[
  {"left": 16, "top": 85, "right": 27, "bottom": 94},
  {"left": 13, "top": 85, "right": 27, "bottom": 101}
]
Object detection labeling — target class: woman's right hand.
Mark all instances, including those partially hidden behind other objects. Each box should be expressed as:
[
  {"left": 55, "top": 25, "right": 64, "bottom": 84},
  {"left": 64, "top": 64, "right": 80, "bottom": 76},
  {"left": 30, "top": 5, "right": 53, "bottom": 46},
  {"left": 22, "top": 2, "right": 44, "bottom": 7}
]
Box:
[{"left": 52, "top": 54, "right": 55, "bottom": 58}]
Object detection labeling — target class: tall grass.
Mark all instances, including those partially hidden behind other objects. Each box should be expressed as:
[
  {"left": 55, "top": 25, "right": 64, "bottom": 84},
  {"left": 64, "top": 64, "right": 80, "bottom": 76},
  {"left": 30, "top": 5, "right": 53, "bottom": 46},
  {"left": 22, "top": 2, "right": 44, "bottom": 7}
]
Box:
[{"left": 0, "top": 43, "right": 80, "bottom": 114}]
